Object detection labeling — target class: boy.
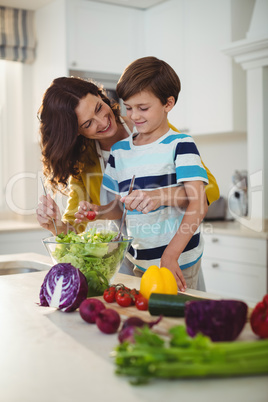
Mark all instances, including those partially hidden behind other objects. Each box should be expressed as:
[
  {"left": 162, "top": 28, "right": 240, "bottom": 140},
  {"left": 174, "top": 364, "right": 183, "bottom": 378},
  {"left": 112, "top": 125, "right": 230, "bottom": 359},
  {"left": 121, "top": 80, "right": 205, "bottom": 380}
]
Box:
[{"left": 75, "top": 57, "right": 208, "bottom": 291}]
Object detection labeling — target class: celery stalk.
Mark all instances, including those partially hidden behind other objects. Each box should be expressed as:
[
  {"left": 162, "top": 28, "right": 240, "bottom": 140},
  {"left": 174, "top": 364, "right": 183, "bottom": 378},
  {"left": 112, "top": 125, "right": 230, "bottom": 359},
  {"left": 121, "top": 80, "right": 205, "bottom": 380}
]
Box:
[{"left": 112, "top": 326, "right": 268, "bottom": 383}]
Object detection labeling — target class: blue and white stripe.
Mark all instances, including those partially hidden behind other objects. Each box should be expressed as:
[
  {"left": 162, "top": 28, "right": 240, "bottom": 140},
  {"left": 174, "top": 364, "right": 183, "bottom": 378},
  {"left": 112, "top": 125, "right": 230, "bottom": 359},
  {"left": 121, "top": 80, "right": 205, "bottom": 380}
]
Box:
[{"left": 103, "top": 129, "right": 208, "bottom": 271}]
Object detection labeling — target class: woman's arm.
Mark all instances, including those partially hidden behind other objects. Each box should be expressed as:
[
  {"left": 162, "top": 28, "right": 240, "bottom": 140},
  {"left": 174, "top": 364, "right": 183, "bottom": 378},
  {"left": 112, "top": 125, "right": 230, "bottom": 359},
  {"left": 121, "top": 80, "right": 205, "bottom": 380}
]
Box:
[{"left": 121, "top": 185, "right": 189, "bottom": 213}]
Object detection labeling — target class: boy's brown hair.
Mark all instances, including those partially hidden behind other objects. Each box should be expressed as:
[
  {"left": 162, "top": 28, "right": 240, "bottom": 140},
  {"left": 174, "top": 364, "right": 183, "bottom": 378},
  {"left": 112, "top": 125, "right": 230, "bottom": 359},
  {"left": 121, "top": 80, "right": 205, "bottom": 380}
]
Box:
[{"left": 116, "top": 56, "right": 181, "bottom": 105}]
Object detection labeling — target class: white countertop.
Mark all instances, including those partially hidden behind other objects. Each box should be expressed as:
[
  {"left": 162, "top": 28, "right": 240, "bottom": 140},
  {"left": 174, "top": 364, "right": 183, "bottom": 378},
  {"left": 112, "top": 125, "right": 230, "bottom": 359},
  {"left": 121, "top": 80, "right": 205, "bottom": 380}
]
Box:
[
  {"left": 0, "top": 255, "right": 267, "bottom": 402},
  {"left": 202, "top": 220, "right": 268, "bottom": 239}
]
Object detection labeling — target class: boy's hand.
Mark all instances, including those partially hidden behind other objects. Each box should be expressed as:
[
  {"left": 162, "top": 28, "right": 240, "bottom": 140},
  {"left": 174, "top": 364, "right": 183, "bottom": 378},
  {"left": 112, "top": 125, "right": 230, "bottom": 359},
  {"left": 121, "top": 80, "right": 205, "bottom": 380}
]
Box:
[
  {"left": 160, "top": 254, "right": 187, "bottom": 292},
  {"left": 121, "top": 189, "right": 161, "bottom": 214},
  {"left": 75, "top": 201, "right": 98, "bottom": 223}
]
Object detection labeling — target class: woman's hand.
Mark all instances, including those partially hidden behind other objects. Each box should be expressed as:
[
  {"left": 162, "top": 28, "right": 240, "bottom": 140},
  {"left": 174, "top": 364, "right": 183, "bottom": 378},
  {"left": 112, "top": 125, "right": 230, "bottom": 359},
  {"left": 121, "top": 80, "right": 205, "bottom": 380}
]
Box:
[
  {"left": 160, "top": 253, "right": 187, "bottom": 292},
  {"left": 36, "top": 194, "right": 66, "bottom": 236},
  {"left": 75, "top": 201, "right": 99, "bottom": 223}
]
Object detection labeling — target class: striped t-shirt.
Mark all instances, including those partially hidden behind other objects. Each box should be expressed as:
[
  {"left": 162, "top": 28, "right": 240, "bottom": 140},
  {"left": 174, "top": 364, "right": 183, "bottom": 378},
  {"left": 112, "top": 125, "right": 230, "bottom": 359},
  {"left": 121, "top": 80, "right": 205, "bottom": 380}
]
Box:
[{"left": 102, "top": 129, "right": 208, "bottom": 271}]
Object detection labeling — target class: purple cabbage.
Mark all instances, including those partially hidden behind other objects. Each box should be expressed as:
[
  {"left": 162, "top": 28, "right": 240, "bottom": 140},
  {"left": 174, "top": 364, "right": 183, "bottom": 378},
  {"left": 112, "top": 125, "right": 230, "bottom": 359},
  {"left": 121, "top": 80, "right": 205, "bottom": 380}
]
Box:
[
  {"left": 39, "top": 263, "right": 88, "bottom": 312},
  {"left": 185, "top": 299, "right": 248, "bottom": 342}
]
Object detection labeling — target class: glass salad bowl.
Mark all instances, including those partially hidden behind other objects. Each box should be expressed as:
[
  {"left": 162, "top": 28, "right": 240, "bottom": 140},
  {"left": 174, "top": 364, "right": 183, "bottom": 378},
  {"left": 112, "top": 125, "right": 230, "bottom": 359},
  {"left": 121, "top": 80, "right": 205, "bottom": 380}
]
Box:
[{"left": 42, "top": 229, "right": 133, "bottom": 295}]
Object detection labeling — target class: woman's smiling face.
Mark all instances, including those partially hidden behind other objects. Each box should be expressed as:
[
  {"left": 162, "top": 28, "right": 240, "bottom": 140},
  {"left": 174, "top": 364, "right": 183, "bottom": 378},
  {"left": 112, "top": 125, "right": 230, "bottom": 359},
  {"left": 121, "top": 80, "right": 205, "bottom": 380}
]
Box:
[{"left": 75, "top": 93, "right": 117, "bottom": 140}]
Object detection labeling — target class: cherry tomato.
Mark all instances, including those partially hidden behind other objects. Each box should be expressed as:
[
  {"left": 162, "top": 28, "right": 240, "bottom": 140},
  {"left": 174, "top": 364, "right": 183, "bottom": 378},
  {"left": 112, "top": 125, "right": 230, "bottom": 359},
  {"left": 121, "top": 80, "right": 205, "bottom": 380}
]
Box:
[
  {"left": 130, "top": 288, "right": 140, "bottom": 305},
  {"left": 86, "top": 210, "right": 96, "bottom": 221},
  {"left": 103, "top": 287, "right": 116, "bottom": 303},
  {"left": 115, "top": 285, "right": 128, "bottom": 297},
  {"left": 135, "top": 295, "right": 148, "bottom": 311},
  {"left": 115, "top": 290, "right": 132, "bottom": 307}
]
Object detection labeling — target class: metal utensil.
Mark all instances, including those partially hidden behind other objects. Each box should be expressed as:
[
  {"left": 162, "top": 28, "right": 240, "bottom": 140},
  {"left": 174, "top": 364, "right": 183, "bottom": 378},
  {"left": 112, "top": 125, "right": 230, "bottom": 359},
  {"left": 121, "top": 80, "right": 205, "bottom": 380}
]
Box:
[
  {"left": 40, "top": 177, "right": 58, "bottom": 236},
  {"left": 111, "top": 175, "right": 135, "bottom": 242}
]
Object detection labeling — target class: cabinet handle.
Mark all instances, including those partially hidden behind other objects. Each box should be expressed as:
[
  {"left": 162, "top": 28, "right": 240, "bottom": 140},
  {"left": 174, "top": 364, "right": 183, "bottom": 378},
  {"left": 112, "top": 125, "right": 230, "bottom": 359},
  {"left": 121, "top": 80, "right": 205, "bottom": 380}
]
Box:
[
  {"left": 211, "top": 238, "right": 219, "bottom": 243},
  {"left": 212, "top": 263, "right": 219, "bottom": 268}
]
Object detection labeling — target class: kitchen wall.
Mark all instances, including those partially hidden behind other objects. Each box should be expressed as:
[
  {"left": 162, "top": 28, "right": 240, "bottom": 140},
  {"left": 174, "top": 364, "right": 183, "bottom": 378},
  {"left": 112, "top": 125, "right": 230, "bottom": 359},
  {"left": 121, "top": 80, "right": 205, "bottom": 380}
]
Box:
[
  {"left": 1, "top": 0, "right": 256, "bottom": 216},
  {"left": 0, "top": 59, "right": 37, "bottom": 214},
  {"left": 195, "top": 134, "right": 247, "bottom": 199}
]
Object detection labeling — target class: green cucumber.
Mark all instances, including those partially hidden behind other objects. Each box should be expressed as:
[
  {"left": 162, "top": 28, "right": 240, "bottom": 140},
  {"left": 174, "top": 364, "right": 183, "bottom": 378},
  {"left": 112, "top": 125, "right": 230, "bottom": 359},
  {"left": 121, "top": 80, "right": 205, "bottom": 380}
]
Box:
[{"left": 148, "top": 293, "right": 206, "bottom": 317}]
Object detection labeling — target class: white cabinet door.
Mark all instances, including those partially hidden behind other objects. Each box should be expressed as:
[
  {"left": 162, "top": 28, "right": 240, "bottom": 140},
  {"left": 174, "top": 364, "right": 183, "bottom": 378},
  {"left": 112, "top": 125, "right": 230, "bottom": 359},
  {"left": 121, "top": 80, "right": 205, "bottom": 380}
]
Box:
[
  {"left": 202, "top": 233, "right": 267, "bottom": 304},
  {"left": 182, "top": 0, "right": 248, "bottom": 135},
  {"left": 156, "top": 0, "right": 251, "bottom": 135},
  {"left": 203, "top": 234, "right": 266, "bottom": 266},
  {"left": 66, "top": 0, "right": 144, "bottom": 74},
  {"left": 65, "top": 0, "right": 252, "bottom": 135},
  {"left": 202, "top": 258, "right": 266, "bottom": 304}
]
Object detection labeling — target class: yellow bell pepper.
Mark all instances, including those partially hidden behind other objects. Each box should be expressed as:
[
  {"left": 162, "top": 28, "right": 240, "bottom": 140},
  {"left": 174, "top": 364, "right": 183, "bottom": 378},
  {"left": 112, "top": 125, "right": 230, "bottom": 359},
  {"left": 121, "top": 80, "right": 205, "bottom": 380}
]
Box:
[{"left": 139, "top": 265, "right": 178, "bottom": 300}]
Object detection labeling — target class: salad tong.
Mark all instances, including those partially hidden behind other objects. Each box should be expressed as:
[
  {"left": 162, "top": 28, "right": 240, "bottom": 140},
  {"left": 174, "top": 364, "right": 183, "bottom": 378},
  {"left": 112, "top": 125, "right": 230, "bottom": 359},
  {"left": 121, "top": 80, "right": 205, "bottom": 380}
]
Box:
[
  {"left": 40, "top": 177, "right": 58, "bottom": 236},
  {"left": 112, "top": 175, "right": 135, "bottom": 242}
]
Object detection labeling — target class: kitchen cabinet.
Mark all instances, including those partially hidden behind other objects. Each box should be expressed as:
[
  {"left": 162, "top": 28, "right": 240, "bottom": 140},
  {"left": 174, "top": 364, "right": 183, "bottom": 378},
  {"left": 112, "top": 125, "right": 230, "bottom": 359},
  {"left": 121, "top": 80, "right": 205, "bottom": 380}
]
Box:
[
  {"left": 66, "top": 0, "right": 144, "bottom": 74},
  {"left": 147, "top": 0, "right": 253, "bottom": 135},
  {"left": 202, "top": 232, "right": 267, "bottom": 304},
  {"left": 34, "top": 0, "right": 253, "bottom": 137}
]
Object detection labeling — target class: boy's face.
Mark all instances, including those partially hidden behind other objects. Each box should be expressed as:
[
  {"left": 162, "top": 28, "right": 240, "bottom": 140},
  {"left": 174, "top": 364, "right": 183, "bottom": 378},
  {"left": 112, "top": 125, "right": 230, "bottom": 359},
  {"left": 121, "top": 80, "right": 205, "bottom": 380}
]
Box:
[{"left": 123, "top": 90, "right": 174, "bottom": 140}]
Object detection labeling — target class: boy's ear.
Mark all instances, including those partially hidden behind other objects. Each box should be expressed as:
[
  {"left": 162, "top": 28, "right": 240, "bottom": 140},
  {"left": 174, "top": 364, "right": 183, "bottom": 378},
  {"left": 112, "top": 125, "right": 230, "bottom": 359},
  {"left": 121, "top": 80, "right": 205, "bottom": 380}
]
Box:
[{"left": 165, "top": 96, "right": 175, "bottom": 112}]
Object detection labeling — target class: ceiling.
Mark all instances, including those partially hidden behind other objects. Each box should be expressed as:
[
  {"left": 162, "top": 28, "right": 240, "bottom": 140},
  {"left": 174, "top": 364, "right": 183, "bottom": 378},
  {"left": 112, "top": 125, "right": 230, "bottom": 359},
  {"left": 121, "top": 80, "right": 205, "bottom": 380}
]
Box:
[{"left": 0, "top": 0, "right": 169, "bottom": 10}]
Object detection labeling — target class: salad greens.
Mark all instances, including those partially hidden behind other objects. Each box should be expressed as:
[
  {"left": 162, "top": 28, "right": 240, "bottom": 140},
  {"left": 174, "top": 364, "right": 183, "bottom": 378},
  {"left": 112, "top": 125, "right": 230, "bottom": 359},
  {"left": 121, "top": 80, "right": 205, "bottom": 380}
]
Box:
[
  {"left": 53, "top": 229, "right": 127, "bottom": 296},
  {"left": 112, "top": 325, "right": 268, "bottom": 385}
]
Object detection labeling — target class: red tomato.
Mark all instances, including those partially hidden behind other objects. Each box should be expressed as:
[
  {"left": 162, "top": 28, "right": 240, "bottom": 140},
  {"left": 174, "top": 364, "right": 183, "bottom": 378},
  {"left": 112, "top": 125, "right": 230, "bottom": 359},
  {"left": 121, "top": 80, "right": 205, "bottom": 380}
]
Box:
[
  {"left": 86, "top": 210, "right": 96, "bottom": 221},
  {"left": 115, "top": 285, "right": 128, "bottom": 297},
  {"left": 115, "top": 290, "right": 132, "bottom": 307},
  {"left": 103, "top": 287, "right": 116, "bottom": 303},
  {"left": 130, "top": 288, "right": 140, "bottom": 305},
  {"left": 135, "top": 295, "right": 148, "bottom": 311}
]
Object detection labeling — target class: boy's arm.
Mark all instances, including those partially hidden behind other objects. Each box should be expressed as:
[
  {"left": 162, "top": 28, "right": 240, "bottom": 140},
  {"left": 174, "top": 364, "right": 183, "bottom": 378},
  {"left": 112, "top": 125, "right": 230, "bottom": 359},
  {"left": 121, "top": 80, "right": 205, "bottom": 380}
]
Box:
[{"left": 160, "top": 180, "right": 208, "bottom": 292}]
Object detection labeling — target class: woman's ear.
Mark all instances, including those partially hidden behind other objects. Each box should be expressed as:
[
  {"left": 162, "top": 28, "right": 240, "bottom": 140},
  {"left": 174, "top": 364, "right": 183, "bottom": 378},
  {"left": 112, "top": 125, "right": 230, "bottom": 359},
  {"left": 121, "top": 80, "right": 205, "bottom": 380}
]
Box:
[{"left": 165, "top": 96, "right": 175, "bottom": 112}]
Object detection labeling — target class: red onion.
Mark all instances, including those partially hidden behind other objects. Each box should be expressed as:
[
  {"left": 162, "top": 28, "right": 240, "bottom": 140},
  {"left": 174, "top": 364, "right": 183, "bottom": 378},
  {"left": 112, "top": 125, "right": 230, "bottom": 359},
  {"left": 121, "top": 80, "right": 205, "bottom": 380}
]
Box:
[
  {"left": 96, "top": 309, "right": 121, "bottom": 334},
  {"left": 118, "top": 326, "right": 137, "bottom": 343},
  {"left": 119, "top": 315, "right": 163, "bottom": 343},
  {"left": 122, "top": 315, "right": 162, "bottom": 330},
  {"left": 79, "top": 298, "right": 106, "bottom": 324}
]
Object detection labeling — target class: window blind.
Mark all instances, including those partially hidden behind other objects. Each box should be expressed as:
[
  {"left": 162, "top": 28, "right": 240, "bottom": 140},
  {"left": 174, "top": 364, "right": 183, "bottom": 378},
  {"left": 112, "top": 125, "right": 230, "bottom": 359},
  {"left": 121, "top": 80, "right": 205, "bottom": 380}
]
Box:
[{"left": 0, "top": 6, "right": 36, "bottom": 64}]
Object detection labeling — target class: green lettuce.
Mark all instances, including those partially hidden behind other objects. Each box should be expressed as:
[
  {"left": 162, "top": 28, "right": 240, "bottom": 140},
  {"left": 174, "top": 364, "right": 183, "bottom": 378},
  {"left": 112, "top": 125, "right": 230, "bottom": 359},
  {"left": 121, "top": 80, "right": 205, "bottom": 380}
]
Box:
[{"left": 52, "top": 229, "right": 128, "bottom": 296}]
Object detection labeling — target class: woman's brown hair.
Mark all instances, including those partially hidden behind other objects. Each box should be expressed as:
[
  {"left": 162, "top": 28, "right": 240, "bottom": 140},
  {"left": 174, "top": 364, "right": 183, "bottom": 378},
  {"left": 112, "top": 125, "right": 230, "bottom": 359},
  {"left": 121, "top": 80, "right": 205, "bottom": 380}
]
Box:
[
  {"left": 38, "top": 76, "right": 121, "bottom": 191},
  {"left": 116, "top": 56, "right": 181, "bottom": 105}
]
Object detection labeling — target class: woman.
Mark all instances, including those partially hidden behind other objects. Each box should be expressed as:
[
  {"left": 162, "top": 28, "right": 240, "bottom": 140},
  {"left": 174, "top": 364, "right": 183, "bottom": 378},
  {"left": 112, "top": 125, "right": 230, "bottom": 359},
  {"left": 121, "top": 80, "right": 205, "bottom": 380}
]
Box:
[{"left": 36, "top": 76, "right": 219, "bottom": 236}]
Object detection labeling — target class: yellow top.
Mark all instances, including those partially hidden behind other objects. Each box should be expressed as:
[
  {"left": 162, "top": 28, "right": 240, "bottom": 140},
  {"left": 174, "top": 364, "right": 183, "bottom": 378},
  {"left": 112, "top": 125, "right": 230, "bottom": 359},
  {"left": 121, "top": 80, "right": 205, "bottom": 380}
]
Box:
[{"left": 63, "top": 122, "right": 220, "bottom": 233}]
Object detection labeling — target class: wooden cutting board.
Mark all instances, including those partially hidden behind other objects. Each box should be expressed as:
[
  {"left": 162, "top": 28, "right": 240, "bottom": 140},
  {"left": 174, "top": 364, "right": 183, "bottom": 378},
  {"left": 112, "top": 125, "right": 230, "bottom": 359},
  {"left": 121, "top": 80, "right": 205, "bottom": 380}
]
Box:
[
  {"left": 94, "top": 295, "right": 183, "bottom": 336},
  {"left": 94, "top": 291, "right": 254, "bottom": 338},
  {"left": 96, "top": 274, "right": 254, "bottom": 338}
]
